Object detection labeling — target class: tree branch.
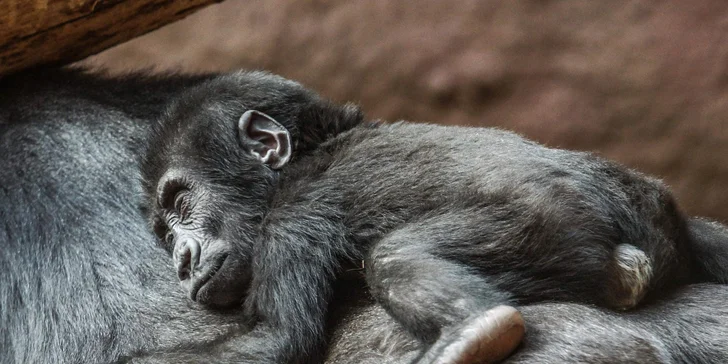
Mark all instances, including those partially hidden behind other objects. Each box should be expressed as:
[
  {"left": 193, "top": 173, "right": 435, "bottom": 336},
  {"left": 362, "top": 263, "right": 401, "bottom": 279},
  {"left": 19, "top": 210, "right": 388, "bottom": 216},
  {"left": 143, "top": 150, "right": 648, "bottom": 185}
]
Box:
[{"left": 0, "top": 0, "right": 221, "bottom": 76}]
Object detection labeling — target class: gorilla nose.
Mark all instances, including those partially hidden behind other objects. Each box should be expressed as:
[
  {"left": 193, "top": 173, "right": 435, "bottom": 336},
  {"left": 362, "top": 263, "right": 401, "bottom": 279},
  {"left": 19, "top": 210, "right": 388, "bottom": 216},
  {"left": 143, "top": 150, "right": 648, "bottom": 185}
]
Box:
[{"left": 175, "top": 239, "right": 201, "bottom": 281}]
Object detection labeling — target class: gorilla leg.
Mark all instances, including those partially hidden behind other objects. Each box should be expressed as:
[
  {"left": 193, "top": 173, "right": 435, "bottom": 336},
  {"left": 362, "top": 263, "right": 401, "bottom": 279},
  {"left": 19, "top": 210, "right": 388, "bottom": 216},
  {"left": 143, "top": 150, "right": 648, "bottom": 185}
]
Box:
[{"left": 366, "top": 216, "right": 524, "bottom": 364}]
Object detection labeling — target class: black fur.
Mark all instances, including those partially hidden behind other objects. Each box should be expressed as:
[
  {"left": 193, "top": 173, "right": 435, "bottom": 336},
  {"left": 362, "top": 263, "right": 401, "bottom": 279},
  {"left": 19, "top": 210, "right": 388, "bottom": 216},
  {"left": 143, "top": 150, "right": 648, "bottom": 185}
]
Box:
[
  {"left": 141, "top": 72, "right": 728, "bottom": 363},
  {"left": 2, "top": 68, "right": 728, "bottom": 364}
]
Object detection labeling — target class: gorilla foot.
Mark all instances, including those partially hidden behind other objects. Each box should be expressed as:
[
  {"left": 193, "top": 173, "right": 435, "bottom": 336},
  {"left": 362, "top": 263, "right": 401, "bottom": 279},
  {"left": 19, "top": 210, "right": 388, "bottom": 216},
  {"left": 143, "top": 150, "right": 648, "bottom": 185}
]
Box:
[
  {"left": 607, "top": 243, "right": 653, "bottom": 310},
  {"left": 417, "top": 305, "right": 525, "bottom": 364}
]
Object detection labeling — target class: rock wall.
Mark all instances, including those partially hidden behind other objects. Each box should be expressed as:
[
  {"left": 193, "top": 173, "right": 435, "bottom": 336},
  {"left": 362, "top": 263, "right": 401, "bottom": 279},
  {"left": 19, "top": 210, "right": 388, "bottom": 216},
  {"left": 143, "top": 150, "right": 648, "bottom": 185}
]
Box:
[{"left": 86, "top": 0, "right": 728, "bottom": 220}]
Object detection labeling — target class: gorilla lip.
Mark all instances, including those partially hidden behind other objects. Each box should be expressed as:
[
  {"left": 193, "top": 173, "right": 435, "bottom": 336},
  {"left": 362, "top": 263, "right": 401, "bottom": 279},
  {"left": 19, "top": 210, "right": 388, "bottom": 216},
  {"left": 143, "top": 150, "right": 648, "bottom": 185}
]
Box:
[{"left": 190, "top": 253, "right": 230, "bottom": 302}]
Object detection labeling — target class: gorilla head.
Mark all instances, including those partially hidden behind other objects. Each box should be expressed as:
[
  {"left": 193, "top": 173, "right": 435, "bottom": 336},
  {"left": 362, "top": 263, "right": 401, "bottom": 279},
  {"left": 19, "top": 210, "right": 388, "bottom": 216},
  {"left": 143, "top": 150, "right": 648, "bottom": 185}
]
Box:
[{"left": 141, "top": 71, "right": 363, "bottom": 307}]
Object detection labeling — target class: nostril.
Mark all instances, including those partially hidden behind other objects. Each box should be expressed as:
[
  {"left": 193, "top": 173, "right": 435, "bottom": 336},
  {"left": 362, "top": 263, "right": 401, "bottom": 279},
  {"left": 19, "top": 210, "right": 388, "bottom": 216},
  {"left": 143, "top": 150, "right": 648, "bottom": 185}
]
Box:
[{"left": 176, "top": 239, "right": 202, "bottom": 281}]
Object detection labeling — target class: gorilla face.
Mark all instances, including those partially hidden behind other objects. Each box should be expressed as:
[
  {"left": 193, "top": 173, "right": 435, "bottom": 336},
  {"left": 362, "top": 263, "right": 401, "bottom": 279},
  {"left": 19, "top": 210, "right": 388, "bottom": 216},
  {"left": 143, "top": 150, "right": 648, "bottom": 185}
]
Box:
[{"left": 149, "top": 167, "right": 262, "bottom": 307}]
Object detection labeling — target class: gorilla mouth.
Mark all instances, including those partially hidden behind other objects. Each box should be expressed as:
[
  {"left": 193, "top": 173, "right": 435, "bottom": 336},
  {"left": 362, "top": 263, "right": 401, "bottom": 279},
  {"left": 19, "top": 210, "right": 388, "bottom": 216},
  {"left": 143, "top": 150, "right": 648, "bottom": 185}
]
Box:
[{"left": 190, "top": 253, "right": 229, "bottom": 302}]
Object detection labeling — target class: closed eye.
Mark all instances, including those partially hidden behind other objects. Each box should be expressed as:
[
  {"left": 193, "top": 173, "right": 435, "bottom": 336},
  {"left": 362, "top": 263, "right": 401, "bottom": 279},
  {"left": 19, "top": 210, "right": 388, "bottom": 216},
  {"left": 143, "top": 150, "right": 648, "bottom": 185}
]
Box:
[
  {"left": 158, "top": 178, "right": 188, "bottom": 211},
  {"left": 174, "top": 190, "right": 191, "bottom": 219}
]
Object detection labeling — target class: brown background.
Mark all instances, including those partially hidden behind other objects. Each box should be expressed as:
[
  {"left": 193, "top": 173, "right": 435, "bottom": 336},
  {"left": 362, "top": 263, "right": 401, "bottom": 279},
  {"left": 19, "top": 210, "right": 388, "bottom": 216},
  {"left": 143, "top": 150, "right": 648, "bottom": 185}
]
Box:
[{"left": 84, "top": 0, "right": 728, "bottom": 221}]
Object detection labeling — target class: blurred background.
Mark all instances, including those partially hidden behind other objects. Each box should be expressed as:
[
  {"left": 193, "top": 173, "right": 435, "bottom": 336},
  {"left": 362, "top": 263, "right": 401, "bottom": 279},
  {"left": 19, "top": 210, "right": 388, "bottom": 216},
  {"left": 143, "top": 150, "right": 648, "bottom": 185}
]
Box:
[{"left": 83, "top": 0, "right": 728, "bottom": 221}]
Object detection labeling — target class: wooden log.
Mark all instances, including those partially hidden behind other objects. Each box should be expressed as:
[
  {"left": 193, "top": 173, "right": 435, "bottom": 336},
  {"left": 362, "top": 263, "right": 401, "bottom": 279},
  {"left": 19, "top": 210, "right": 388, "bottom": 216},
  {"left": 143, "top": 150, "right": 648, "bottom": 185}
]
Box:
[{"left": 0, "top": 0, "right": 221, "bottom": 76}]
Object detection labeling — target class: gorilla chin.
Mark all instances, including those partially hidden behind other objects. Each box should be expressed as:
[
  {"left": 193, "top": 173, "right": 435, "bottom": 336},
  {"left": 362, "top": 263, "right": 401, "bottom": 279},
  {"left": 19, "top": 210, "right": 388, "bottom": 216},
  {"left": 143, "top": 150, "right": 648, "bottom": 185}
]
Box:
[{"left": 187, "top": 252, "right": 251, "bottom": 307}]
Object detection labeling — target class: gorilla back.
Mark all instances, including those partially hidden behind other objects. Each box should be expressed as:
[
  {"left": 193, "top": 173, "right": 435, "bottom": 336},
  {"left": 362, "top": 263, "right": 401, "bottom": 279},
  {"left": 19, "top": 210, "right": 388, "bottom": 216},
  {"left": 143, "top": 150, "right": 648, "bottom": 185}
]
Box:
[{"left": 0, "top": 69, "right": 254, "bottom": 363}]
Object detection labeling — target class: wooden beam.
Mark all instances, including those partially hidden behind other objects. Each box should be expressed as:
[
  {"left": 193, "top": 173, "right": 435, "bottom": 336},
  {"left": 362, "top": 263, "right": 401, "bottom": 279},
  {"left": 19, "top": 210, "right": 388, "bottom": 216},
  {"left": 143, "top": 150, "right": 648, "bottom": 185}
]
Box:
[{"left": 0, "top": 0, "right": 221, "bottom": 76}]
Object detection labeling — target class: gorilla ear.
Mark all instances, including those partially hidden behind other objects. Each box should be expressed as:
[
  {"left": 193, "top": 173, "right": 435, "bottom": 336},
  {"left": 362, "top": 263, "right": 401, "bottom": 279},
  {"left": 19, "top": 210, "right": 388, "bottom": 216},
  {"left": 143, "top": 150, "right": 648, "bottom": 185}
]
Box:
[{"left": 238, "top": 110, "right": 292, "bottom": 169}]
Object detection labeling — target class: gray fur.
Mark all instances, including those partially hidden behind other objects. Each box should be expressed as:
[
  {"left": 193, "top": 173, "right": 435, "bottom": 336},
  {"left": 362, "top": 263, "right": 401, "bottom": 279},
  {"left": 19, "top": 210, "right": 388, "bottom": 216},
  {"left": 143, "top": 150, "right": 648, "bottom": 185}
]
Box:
[
  {"left": 325, "top": 283, "right": 728, "bottom": 364},
  {"left": 1, "top": 68, "right": 727, "bottom": 363}
]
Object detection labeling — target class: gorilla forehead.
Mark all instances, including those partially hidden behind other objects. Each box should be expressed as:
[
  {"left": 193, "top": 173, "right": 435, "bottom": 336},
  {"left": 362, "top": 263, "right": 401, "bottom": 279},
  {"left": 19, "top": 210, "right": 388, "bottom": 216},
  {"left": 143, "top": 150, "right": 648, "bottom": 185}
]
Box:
[
  {"left": 155, "top": 71, "right": 319, "bottom": 153},
  {"left": 140, "top": 71, "right": 323, "bottom": 197},
  {"left": 163, "top": 70, "right": 322, "bottom": 131}
]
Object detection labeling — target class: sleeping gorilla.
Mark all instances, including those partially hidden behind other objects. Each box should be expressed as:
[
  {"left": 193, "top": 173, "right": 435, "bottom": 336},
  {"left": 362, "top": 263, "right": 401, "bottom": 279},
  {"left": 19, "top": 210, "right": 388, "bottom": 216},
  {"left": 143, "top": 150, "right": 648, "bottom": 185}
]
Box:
[
  {"left": 0, "top": 68, "right": 727, "bottom": 364},
  {"left": 141, "top": 71, "right": 728, "bottom": 363}
]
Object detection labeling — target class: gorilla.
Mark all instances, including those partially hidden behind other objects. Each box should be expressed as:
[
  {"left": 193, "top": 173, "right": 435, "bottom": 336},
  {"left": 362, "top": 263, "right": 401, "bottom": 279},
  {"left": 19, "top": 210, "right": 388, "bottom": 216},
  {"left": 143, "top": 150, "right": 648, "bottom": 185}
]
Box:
[
  {"left": 1, "top": 68, "right": 727, "bottom": 364},
  {"left": 141, "top": 71, "right": 726, "bottom": 363}
]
